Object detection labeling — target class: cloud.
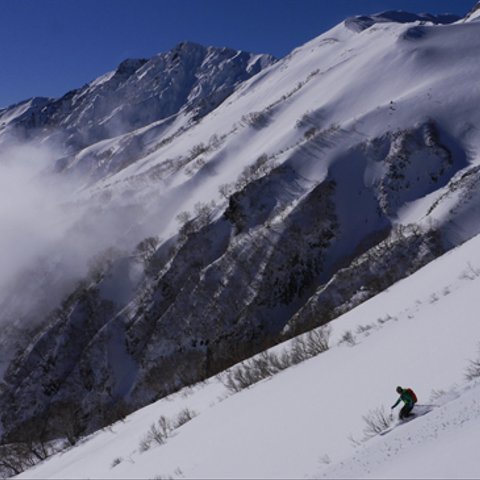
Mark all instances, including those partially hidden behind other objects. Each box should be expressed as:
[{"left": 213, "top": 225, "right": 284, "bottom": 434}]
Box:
[
  {"left": 0, "top": 143, "right": 80, "bottom": 291},
  {"left": 0, "top": 138, "right": 162, "bottom": 331}
]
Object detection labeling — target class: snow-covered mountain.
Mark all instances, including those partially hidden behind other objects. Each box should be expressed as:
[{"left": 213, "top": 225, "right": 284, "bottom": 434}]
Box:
[{"left": 2, "top": 4, "right": 480, "bottom": 475}]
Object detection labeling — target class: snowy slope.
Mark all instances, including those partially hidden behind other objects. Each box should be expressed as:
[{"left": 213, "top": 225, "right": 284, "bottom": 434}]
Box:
[
  {"left": 16, "top": 222, "right": 480, "bottom": 479},
  {"left": 5, "top": 6, "right": 480, "bottom": 458}
]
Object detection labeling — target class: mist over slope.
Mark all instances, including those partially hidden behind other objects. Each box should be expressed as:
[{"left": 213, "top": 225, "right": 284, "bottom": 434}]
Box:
[{"left": 2, "top": 5, "right": 480, "bottom": 465}]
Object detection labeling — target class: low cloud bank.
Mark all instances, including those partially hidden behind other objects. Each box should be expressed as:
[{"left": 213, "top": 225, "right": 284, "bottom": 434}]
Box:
[
  {"left": 0, "top": 143, "right": 80, "bottom": 292},
  {"left": 0, "top": 141, "right": 153, "bottom": 331}
]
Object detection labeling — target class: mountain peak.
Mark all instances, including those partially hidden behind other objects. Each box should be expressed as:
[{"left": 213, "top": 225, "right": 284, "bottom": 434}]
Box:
[{"left": 173, "top": 40, "right": 205, "bottom": 51}]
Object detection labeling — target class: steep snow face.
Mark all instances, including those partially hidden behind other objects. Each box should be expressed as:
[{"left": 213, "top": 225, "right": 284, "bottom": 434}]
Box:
[
  {"left": 4, "top": 10, "right": 480, "bottom": 450},
  {"left": 15, "top": 230, "right": 480, "bottom": 480}
]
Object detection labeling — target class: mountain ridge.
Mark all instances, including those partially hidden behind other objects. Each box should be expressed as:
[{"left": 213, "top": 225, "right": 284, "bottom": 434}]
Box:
[{"left": 0, "top": 41, "right": 276, "bottom": 156}]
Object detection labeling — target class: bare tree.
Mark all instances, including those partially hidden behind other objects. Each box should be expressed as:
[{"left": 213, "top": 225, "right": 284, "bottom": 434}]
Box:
[
  {"left": 362, "top": 406, "right": 392, "bottom": 439},
  {"left": 465, "top": 344, "right": 480, "bottom": 381}
]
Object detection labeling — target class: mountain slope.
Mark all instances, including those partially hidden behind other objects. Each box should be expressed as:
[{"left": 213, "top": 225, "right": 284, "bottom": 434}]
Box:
[
  {"left": 15, "top": 224, "right": 480, "bottom": 479},
  {"left": 3, "top": 8, "right": 480, "bottom": 451}
]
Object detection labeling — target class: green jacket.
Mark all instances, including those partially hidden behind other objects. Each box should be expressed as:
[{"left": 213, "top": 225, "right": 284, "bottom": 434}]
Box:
[{"left": 392, "top": 389, "right": 415, "bottom": 409}]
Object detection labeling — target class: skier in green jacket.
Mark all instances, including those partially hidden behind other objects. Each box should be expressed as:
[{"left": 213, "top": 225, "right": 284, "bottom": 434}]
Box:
[{"left": 391, "top": 386, "right": 416, "bottom": 420}]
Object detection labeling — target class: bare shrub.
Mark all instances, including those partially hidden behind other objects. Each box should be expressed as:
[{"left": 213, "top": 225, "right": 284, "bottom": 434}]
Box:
[
  {"left": 295, "top": 111, "right": 312, "bottom": 129},
  {"left": 429, "top": 293, "right": 439, "bottom": 304},
  {"left": 0, "top": 440, "right": 57, "bottom": 478},
  {"left": 339, "top": 330, "right": 356, "bottom": 346},
  {"left": 139, "top": 408, "right": 199, "bottom": 453},
  {"left": 221, "top": 363, "right": 260, "bottom": 393},
  {"left": 218, "top": 182, "right": 234, "bottom": 200},
  {"left": 304, "top": 127, "right": 318, "bottom": 139},
  {"left": 289, "top": 337, "right": 310, "bottom": 364},
  {"left": 111, "top": 457, "right": 123, "bottom": 468},
  {"left": 459, "top": 262, "right": 480, "bottom": 280},
  {"left": 356, "top": 323, "right": 377, "bottom": 336},
  {"left": 290, "top": 327, "right": 331, "bottom": 364},
  {"left": 377, "top": 314, "right": 394, "bottom": 325},
  {"left": 221, "top": 350, "right": 285, "bottom": 393},
  {"left": 235, "top": 153, "right": 273, "bottom": 190},
  {"left": 465, "top": 360, "right": 480, "bottom": 381},
  {"left": 362, "top": 406, "right": 392, "bottom": 439},
  {"left": 0, "top": 410, "right": 69, "bottom": 477},
  {"left": 254, "top": 351, "right": 287, "bottom": 377},
  {"left": 139, "top": 416, "right": 172, "bottom": 451},
  {"left": 185, "top": 157, "right": 206, "bottom": 177},
  {"left": 176, "top": 201, "right": 217, "bottom": 242},
  {"left": 51, "top": 403, "right": 85, "bottom": 447},
  {"left": 152, "top": 469, "right": 183, "bottom": 480},
  {"left": 135, "top": 236, "right": 159, "bottom": 263},
  {"left": 193, "top": 201, "right": 216, "bottom": 228},
  {"left": 347, "top": 433, "right": 362, "bottom": 447},
  {"left": 176, "top": 211, "right": 192, "bottom": 229},
  {"left": 139, "top": 436, "right": 152, "bottom": 452},
  {"left": 218, "top": 153, "right": 276, "bottom": 205},
  {"left": 0, "top": 443, "right": 34, "bottom": 477},
  {"left": 241, "top": 111, "right": 270, "bottom": 129},
  {"left": 465, "top": 345, "right": 480, "bottom": 381},
  {"left": 176, "top": 210, "right": 197, "bottom": 242},
  {"left": 189, "top": 143, "right": 207, "bottom": 159},
  {"left": 220, "top": 325, "right": 331, "bottom": 393},
  {"left": 173, "top": 408, "right": 197, "bottom": 429},
  {"left": 156, "top": 416, "right": 171, "bottom": 440},
  {"left": 305, "top": 325, "right": 331, "bottom": 354}
]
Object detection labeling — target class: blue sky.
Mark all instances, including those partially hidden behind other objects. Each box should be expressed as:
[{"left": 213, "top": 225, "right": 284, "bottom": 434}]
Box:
[{"left": 0, "top": 0, "right": 476, "bottom": 108}]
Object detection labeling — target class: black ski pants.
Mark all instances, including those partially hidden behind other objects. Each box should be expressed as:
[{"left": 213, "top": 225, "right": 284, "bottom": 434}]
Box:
[{"left": 399, "top": 403, "right": 414, "bottom": 419}]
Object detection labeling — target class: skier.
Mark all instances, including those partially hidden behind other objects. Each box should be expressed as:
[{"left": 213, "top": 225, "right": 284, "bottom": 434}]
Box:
[{"left": 391, "top": 386, "right": 417, "bottom": 420}]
